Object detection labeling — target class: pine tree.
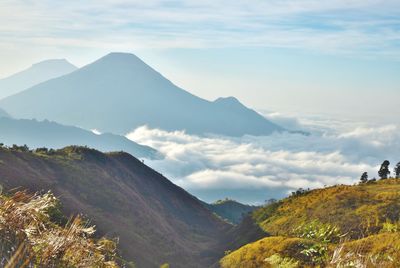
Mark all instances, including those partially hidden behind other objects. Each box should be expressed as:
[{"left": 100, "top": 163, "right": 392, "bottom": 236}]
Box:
[
  {"left": 378, "top": 160, "right": 390, "bottom": 180},
  {"left": 360, "top": 172, "right": 368, "bottom": 183},
  {"left": 394, "top": 162, "right": 400, "bottom": 179}
]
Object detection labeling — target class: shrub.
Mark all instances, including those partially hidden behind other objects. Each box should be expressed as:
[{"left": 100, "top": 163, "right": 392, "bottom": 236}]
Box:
[
  {"left": 295, "top": 220, "right": 341, "bottom": 264},
  {"left": 265, "top": 254, "right": 299, "bottom": 268},
  {"left": 381, "top": 220, "right": 400, "bottom": 233}
]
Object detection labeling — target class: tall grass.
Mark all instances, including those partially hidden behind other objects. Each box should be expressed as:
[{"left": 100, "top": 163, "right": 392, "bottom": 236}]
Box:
[{"left": 0, "top": 190, "right": 119, "bottom": 267}]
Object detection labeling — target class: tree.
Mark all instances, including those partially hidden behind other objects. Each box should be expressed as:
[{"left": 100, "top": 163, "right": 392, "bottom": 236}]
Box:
[
  {"left": 265, "top": 198, "right": 277, "bottom": 205},
  {"left": 359, "top": 172, "right": 368, "bottom": 184},
  {"left": 394, "top": 162, "right": 400, "bottom": 179},
  {"left": 378, "top": 160, "right": 390, "bottom": 180}
]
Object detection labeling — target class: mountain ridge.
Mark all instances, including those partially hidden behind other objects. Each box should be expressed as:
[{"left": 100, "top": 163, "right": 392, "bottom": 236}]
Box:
[
  {"left": 0, "top": 145, "right": 232, "bottom": 268},
  {"left": 0, "top": 116, "right": 160, "bottom": 159},
  {"left": 0, "top": 59, "right": 77, "bottom": 100},
  {"left": 0, "top": 52, "right": 284, "bottom": 137}
]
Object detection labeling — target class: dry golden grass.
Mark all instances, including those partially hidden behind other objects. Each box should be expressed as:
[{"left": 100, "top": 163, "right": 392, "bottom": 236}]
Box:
[
  {"left": 0, "top": 190, "right": 119, "bottom": 267},
  {"left": 220, "top": 236, "right": 316, "bottom": 268},
  {"left": 221, "top": 179, "right": 400, "bottom": 268}
]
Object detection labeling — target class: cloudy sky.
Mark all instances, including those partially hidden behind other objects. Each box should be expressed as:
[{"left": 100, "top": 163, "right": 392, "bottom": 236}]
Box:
[{"left": 0, "top": 0, "right": 399, "bottom": 118}]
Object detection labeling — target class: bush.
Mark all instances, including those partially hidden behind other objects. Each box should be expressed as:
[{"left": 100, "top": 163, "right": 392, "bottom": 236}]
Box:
[{"left": 294, "top": 220, "right": 341, "bottom": 264}]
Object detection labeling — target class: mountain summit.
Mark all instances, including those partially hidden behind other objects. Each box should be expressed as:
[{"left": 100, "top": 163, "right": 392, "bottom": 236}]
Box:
[
  {"left": 0, "top": 59, "right": 77, "bottom": 100},
  {"left": 0, "top": 52, "right": 284, "bottom": 136}
]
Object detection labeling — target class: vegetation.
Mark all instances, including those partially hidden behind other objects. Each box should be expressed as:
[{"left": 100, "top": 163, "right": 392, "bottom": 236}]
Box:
[
  {"left": 0, "top": 190, "right": 119, "bottom": 267},
  {"left": 378, "top": 160, "right": 391, "bottom": 179},
  {"left": 206, "top": 199, "right": 257, "bottom": 225},
  {"left": 394, "top": 162, "right": 400, "bottom": 179},
  {"left": 359, "top": 172, "right": 368, "bottom": 184},
  {"left": 221, "top": 178, "right": 400, "bottom": 267}
]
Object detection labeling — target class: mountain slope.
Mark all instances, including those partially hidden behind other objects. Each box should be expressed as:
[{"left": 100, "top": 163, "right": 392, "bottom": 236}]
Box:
[
  {"left": 220, "top": 179, "right": 400, "bottom": 267},
  {"left": 0, "top": 53, "right": 284, "bottom": 136},
  {"left": 0, "top": 117, "right": 159, "bottom": 159},
  {"left": 206, "top": 199, "right": 257, "bottom": 224},
  {"left": 0, "top": 107, "right": 9, "bottom": 118},
  {"left": 0, "top": 146, "right": 231, "bottom": 268},
  {"left": 0, "top": 59, "right": 77, "bottom": 100}
]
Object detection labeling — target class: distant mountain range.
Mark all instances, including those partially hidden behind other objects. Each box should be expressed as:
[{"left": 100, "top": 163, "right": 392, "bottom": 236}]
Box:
[
  {"left": 0, "top": 116, "right": 159, "bottom": 159},
  {"left": 0, "top": 107, "right": 9, "bottom": 118},
  {"left": 0, "top": 146, "right": 233, "bottom": 267},
  {"left": 0, "top": 53, "right": 284, "bottom": 137},
  {"left": 206, "top": 199, "right": 257, "bottom": 224},
  {"left": 0, "top": 59, "right": 77, "bottom": 100}
]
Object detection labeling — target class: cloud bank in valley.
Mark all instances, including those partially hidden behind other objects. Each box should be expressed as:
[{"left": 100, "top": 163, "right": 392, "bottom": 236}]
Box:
[{"left": 127, "top": 115, "right": 400, "bottom": 204}]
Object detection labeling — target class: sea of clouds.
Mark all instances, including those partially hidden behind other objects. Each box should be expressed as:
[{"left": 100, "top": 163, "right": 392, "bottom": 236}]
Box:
[{"left": 127, "top": 113, "right": 400, "bottom": 204}]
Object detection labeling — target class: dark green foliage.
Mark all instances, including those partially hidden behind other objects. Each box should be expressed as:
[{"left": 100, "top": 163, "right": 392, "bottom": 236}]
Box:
[
  {"left": 379, "top": 160, "right": 391, "bottom": 179},
  {"left": 360, "top": 172, "right": 368, "bottom": 184},
  {"left": 11, "top": 144, "right": 30, "bottom": 152},
  {"left": 46, "top": 198, "right": 69, "bottom": 226},
  {"left": 35, "top": 147, "right": 49, "bottom": 154},
  {"left": 394, "top": 162, "right": 400, "bottom": 179},
  {"left": 291, "top": 188, "right": 310, "bottom": 197},
  {"left": 252, "top": 200, "right": 281, "bottom": 224}
]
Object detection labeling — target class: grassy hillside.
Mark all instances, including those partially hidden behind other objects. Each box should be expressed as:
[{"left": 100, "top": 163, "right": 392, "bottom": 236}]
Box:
[
  {"left": 0, "top": 145, "right": 231, "bottom": 268},
  {"left": 206, "top": 199, "right": 257, "bottom": 224},
  {"left": 221, "top": 179, "right": 400, "bottom": 267}
]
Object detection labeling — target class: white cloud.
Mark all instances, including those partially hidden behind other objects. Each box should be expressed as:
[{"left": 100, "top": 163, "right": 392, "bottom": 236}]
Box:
[
  {"left": 0, "top": 0, "right": 399, "bottom": 56},
  {"left": 91, "top": 129, "right": 102, "bottom": 135},
  {"left": 127, "top": 117, "right": 400, "bottom": 204}
]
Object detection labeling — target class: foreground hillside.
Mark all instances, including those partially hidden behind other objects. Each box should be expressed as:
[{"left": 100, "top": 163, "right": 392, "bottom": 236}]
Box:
[
  {"left": 221, "top": 179, "right": 400, "bottom": 267},
  {"left": 0, "top": 191, "right": 118, "bottom": 267},
  {"left": 0, "top": 145, "right": 231, "bottom": 268}
]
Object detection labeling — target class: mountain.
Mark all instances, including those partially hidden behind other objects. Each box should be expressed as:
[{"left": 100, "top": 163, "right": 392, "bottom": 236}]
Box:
[
  {"left": 0, "top": 53, "right": 284, "bottom": 136},
  {"left": 0, "top": 107, "right": 9, "bottom": 118},
  {"left": 0, "top": 59, "right": 77, "bottom": 100},
  {"left": 206, "top": 199, "right": 258, "bottom": 224},
  {"left": 0, "top": 146, "right": 232, "bottom": 268},
  {"left": 220, "top": 179, "right": 400, "bottom": 267},
  {"left": 0, "top": 117, "right": 160, "bottom": 159}
]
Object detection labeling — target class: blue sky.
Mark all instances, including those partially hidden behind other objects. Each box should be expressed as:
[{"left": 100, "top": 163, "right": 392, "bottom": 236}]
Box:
[{"left": 0, "top": 0, "right": 399, "bottom": 118}]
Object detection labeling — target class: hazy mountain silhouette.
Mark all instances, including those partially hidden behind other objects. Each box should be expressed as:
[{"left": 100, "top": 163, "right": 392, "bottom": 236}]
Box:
[
  {"left": 0, "top": 117, "right": 160, "bottom": 159},
  {"left": 0, "top": 107, "right": 9, "bottom": 118},
  {"left": 0, "top": 53, "right": 284, "bottom": 136},
  {"left": 0, "top": 59, "right": 77, "bottom": 100}
]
